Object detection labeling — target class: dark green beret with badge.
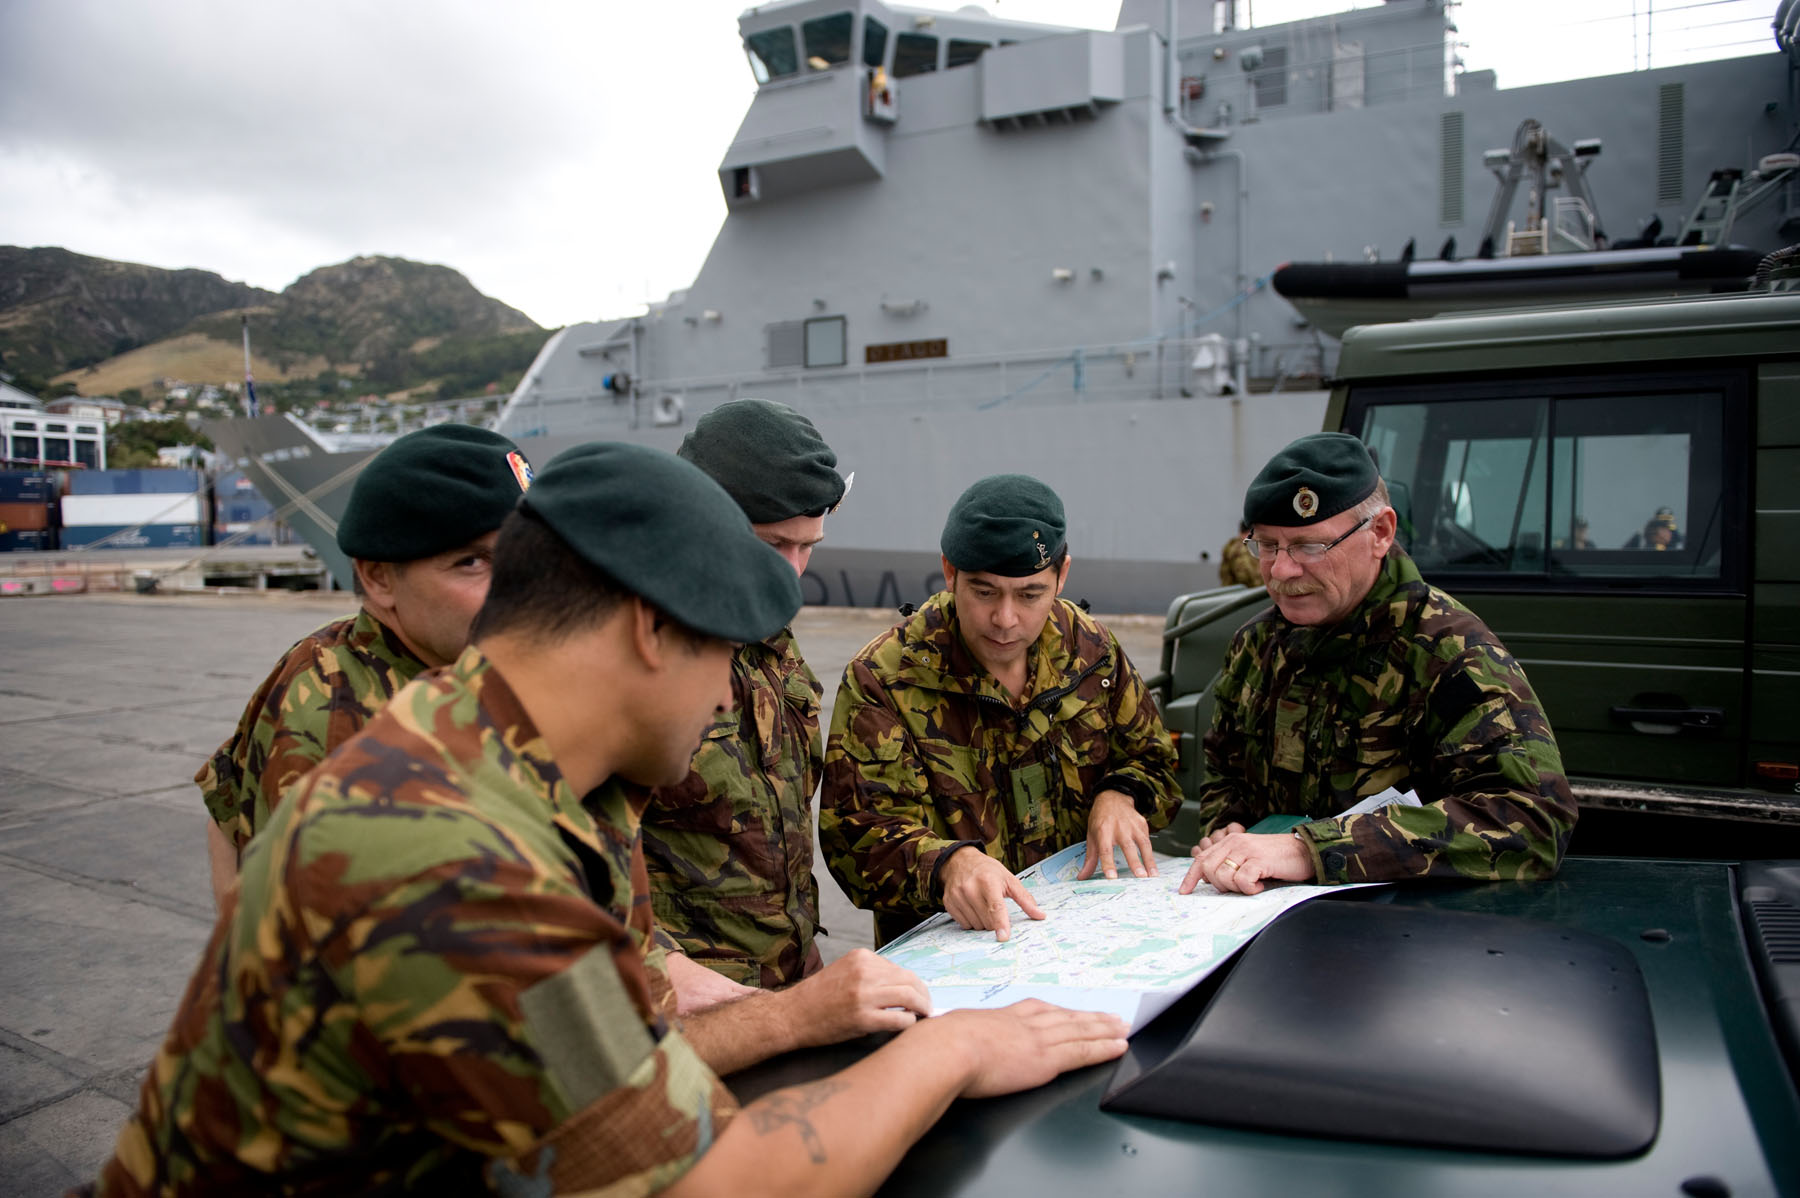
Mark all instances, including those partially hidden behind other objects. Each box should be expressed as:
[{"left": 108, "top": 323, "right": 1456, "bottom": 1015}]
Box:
[
  {"left": 1244, "top": 431, "right": 1379, "bottom": 528},
  {"left": 336, "top": 425, "right": 533, "bottom": 561},
  {"left": 676, "top": 399, "right": 846, "bottom": 523},
  {"left": 522, "top": 441, "right": 802, "bottom": 643},
  {"left": 941, "top": 473, "right": 1067, "bottom": 577}
]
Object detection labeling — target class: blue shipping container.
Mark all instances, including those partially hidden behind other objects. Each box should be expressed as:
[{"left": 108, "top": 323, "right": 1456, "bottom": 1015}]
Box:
[
  {"left": 0, "top": 529, "right": 55, "bottom": 552},
  {"left": 0, "top": 471, "right": 56, "bottom": 502},
  {"left": 67, "top": 469, "right": 203, "bottom": 496},
  {"left": 61, "top": 524, "right": 203, "bottom": 549}
]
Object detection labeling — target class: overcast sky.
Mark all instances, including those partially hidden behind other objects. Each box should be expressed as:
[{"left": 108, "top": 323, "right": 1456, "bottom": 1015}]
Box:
[{"left": 0, "top": 0, "right": 1780, "bottom": 329}]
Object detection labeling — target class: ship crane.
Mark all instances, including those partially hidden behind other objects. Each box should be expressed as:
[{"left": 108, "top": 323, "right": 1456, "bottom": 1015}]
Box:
[{"left": 1478, "top": 119, "right": 1604, "bottom": 258}]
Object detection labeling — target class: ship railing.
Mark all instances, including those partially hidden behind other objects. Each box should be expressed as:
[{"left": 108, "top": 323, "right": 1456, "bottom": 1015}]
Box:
[{"left": 507, "top": 336, "right": 1272, "bottom": 439}]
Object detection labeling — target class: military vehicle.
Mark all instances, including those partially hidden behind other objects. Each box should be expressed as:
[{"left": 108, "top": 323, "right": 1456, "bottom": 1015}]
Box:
[
  {"left": 732, "top": 267, "right": 1800, "bottom": 1194},
  {"left": 1157, "top": 262, "right": 1800, "bottom": 860}
]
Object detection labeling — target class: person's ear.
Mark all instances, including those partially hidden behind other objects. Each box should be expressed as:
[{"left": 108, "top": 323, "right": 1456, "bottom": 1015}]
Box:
[
  {"left": 630, "top": 597, "right": 668, "bottom": 671},
  {"left": 1054, "top": 555, "right": 1072, "bottom": 596},
  {"left": 940, "top": 555, "right": 957, "bottom": 592},
  {"left": 355, "top": 559, "right": 398, "bottom": 604}
]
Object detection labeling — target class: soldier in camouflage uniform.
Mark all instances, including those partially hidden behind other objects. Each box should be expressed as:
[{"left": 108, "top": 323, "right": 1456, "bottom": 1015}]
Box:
[
  {"left": 823, "top": 475, "right": 1181, "bottom": 945},
  {"left": 636, "top": 399, "right": 847, "bottom": 989},
  {"left": 198, "top": 424, "right": 531, "bottom": 907},
  {"left": 1180, "top": 432, "right": 1577, "bottom": 896},
  {"left": 91, "top": 443, "right": 1130, "bottom": 1196},
  {"left": 1218, "top": 519, "right": 1262, "bottom": 587}
]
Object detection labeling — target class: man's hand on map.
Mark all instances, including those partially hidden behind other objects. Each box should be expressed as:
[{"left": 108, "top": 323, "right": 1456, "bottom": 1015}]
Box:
[
  {"left": 1179, "top": 828, "right": 1313, "bottom": 896},
  {"left": 943, "top": 1000, "right": 1130, "bottom": 1098},
  {"left": 1075, "top": 789, "right": 1158, "bottom": 881},
  {"left": 784, "top": 949, "right": 935, "bottom": 1043},
  {"left": 666, "top": 950, "right": 757, "bottom": 1014},
  {"left": 940, "top": 846, "right": 1047, "bottom": 941}
]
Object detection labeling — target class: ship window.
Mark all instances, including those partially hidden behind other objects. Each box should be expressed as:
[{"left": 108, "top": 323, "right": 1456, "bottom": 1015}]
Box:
[
  {"left": 1354, "top": 381, "right": 1730, "bottom": 583},
  {"left": 46, "top": 422, "right": 67, "bottom": 432},
  {"left": 946, "top": 39, "right": 990, "bottom": 69},
  {"left": 12, "top": 435, "right": 39, "bottom": 460},
  {"left": 74, "top": 439, "right": 100, "bottom": 469},
  {"left": 863, "top": 16, "right": 888, "bottom": 68},
  {"left": 767, "top": 321, "right": 804, "bottom": 369},
  {"left": 893, "top": 32, "right": 938, "bottom": 78},
  {"left": 13, "top": 420, "right": 36, "bottom": 430},
  {"left": 1252, "top": 44, "right": 1288, "bottom": 109},
  {"left": 45, "top": 437, "right": 71, "bottom": 463},
  {"left": 746, "top": 26, "right": 800, "bottom": 83},
  {"left": 804, "top": 316, "right": 847, "bottom": 369},
  {"left": 803, "top": 13, "right": 852, "bottom": 70}
]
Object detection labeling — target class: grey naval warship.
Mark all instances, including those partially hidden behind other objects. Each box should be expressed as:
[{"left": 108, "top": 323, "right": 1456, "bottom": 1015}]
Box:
[{"left": 211, "top": 0, "right": 1800, "bottom": 610}]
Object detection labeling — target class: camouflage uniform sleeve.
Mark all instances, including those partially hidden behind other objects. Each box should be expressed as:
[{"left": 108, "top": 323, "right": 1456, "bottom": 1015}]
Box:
[
  {"left": 293, "top": 808, "right": 733, "bottom": 1192},
  {"left": 1194, "top": 628, "right": 1270, "bottom": 836},
  {"left": 819, "top": 659, "right": 969, "bottom": 916},
  {"left": 1297, "top": 641, "right": 1577, "bottom": 883},
  {"left": 1093, "top": 633, "right": 1181, "bottom": 831},
  {"left": 195, "top": 640, "right": 339, "bottom": 849}
]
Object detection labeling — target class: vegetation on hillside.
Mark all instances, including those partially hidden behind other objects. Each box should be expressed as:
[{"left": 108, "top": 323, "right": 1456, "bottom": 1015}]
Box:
[
  {"left": 105, "top": 418, "right": 216, "bottom": 470},
  {"left": 4, "top": 249, "right": 552, "bottom": 416}
]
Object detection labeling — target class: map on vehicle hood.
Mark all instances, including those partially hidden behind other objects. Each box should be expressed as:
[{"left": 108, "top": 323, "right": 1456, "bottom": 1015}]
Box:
[{"left": 879, "top": 842, "right": 1380, "bottom": 1033}]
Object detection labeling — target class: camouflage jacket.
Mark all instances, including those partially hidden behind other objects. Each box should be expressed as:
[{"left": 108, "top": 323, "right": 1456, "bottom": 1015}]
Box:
[
  {"left": 636, "top": 628, "right": 824, "bottom": 988},
  {"left": 1198, "top": 548, "right": 1577, "bottom": 883},
  {"left": 1218, "top": 536, "right": 1263, "bottom": 588},
  {"left": 821, "top": 593, "right": 1180, "bottom": 943},
  {"left": 196, "top": 608, "right": 426, "bottom": 849},
  {"left": 94, "top": 648, "right": 733, "bottom": 1196}
]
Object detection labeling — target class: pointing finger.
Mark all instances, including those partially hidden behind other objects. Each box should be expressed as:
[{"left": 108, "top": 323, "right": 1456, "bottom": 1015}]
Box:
[{"left": 1007, "top": 875, "right": 1047, "bottom": 922}]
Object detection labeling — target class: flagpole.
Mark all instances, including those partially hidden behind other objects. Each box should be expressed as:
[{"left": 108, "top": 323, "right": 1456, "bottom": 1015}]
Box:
[{"left": 241, "top": 314, "right": 257, "bottom": 419}]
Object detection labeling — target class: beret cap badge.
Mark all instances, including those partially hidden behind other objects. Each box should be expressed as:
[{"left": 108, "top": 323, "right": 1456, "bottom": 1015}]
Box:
[{"left": 1293, "top": 486, "right": 1319, "bottom": 518}]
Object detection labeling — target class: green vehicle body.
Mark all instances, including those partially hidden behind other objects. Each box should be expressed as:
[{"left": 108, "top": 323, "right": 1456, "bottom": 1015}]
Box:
[{"left": 736, "top": 286, "right": 1800, "bottom": 1194}]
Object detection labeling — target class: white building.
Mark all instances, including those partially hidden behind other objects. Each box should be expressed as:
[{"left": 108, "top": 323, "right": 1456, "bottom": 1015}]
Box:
[
  {"left": 2, "top": 409, "right": 106, "bottom": 469},
  {"left": 45, "top": 396, "right": 134, "bottom": 426},
  {"left": 0, "top": 381, "right": 44, "bottom": 412}
]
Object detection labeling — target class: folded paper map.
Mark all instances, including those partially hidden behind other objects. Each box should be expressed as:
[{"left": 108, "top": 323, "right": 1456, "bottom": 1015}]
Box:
[{"left": 879, "top": 841, "right": 1379, "bottom": 1033}]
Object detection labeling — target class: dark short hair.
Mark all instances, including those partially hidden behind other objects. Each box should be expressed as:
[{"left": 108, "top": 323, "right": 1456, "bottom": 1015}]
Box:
[{"left": 471, "top": 507, "right": 627, "bottom": 643}]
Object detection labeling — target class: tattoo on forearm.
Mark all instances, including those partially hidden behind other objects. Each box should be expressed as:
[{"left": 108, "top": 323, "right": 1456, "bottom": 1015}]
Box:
[{"left": 746, "top": 1079, "right": 848, "bottom": 1164}]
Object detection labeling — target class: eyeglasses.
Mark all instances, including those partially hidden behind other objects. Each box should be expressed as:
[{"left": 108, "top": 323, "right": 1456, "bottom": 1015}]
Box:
[{"left": 1245, "top": 516, "right": 1371, "bottom": 563}]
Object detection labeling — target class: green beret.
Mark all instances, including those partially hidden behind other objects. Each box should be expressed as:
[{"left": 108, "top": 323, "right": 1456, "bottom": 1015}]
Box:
[
  {"left": 1244, "top": 432, "right": 1379, "bottom": 528},
  {"left": 677, "top": 399, "right": 846, "bottom": 523},
  {"left": 521, "top": 442, "right": 801, "bottom": 643},
  {"left": 941, "top": 474, "right": 1066, "bottom": 577},
  {"left": 336, "top": 425, "right": 532, "bottom": 561}
]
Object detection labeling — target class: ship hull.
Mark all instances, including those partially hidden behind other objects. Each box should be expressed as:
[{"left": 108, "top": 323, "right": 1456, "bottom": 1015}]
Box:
[{"left": 210, "top": 386, "right": 1329, "bottom": 612}]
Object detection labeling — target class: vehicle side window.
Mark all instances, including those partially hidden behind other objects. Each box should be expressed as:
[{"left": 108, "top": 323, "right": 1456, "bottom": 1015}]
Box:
[{"left": 1356, "top": 379, "right": 1734, "bottom": 584}]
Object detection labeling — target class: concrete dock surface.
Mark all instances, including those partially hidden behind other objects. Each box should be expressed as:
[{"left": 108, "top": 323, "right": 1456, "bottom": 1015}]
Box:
[{"left": 0, "top": 591, "right": 1165, "bottom": 1193}]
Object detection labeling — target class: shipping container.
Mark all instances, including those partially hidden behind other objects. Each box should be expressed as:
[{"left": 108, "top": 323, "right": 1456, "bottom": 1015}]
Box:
[
  {"left": 0, "top": 500, "right": 53, "bottom": 533},
  {"left": 0, "top": 471, "right": 56, "bottom": 503},
  {"left": 59, "top": 524, "right": 202, "bottom": 549},
  {"left": 66, "top": 469, "right": 204, "bottom": 496},
  {"left": 0, "top": 529, "right": 56, "bottom": 552},
  {"left": 62, "top": 492, "right": 205, "bottom": 529}
]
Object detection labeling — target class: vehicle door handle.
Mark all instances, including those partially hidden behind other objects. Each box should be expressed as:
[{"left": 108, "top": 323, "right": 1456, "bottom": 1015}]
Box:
[{"left": 1609, "top": 705, "right": 1724, "bottom": 732}]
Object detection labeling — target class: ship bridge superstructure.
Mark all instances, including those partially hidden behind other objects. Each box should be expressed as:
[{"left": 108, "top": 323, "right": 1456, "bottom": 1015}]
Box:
[{"left": 496, "top": 0, "right": 1793, "bottom": 558}]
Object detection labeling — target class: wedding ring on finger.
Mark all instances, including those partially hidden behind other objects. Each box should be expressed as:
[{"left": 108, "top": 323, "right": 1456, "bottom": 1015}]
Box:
[{"left": 1221, "top": 858, "right": 1241, "bottom": 872}]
